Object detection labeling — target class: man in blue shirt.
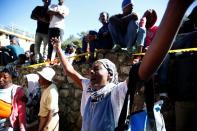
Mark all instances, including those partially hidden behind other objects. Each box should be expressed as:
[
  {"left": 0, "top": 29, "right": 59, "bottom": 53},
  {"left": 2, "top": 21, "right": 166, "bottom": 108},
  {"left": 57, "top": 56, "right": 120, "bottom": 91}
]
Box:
[{"left": 0, "top": 35, "right": 24, "bottom": 65}]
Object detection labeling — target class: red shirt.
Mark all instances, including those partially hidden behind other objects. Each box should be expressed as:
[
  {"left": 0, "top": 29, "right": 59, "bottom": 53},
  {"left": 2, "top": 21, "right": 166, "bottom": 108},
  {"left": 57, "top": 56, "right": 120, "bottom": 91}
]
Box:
[{"left": 145, "top": 26, "right": 158, "bottom": 47}]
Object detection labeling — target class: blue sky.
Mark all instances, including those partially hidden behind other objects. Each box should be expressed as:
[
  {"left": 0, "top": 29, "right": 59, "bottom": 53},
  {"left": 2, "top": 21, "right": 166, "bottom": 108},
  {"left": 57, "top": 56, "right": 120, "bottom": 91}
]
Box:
[{"left": 0, "top": 0, "right": 196, "bottom": 40}]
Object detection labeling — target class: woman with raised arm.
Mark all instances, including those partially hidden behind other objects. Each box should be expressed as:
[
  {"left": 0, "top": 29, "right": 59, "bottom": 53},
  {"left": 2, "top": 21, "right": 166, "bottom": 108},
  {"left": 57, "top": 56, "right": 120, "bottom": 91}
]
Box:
[{"left": 52, "top": 0, "right": 194, "bottom": 130}]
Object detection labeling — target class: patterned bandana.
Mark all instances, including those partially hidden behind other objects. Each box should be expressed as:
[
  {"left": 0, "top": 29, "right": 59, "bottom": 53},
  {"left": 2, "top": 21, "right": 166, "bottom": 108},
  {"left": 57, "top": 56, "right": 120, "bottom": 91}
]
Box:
[{"left": 87, "top": 83, "right": 116, "bottom": 102}]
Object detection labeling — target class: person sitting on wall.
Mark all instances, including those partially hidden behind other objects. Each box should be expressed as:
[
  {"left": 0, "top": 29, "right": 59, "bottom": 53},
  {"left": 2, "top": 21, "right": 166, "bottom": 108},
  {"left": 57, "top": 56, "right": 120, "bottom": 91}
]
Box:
[
  {"left": 82, "top": 12, "right": 114, "bottom": 61},
  {"left": 143, "top": 9, "right": 158, "bottom": 51},
  {"left": 0, "top": 35, "right": 24, "bottom": 65},
  {"left": 108, "top": 0, "right": 138, "bottom": 52}
]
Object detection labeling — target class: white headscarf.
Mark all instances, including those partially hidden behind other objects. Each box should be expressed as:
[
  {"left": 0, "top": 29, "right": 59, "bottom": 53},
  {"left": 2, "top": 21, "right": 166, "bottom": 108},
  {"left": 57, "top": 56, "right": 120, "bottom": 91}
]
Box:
[
  {"left": 97, "top": 59, "right": 119, "bottom": 84},
  {"left": 25, "top": 74, "right": 40, "bottom": 93}
]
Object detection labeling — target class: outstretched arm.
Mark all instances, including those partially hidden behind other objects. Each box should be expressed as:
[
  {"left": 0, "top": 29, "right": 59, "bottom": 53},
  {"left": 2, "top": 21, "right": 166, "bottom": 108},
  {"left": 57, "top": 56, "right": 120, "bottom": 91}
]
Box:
[
  {"left": 51, "top": 38, "right": 84, "bottom": 89},
  {"left": 139, "top": 0, "right": 194, "bottom": 80}
]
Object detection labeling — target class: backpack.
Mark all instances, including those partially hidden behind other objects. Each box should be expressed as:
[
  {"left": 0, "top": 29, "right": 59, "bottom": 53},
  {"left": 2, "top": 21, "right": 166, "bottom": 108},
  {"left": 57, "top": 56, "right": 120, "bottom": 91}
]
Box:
[{"left": 115, "top": 63, "right": 166, "bottom": 131}]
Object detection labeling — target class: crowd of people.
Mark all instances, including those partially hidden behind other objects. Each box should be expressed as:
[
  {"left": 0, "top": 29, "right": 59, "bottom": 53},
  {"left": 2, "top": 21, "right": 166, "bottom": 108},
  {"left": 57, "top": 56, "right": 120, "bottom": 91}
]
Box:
[
  {"left": 81, "top": 0, "right": 159, "bottom": 61},
  {"left": 0, "top": 0, "right": 197, "bottom": 131}
]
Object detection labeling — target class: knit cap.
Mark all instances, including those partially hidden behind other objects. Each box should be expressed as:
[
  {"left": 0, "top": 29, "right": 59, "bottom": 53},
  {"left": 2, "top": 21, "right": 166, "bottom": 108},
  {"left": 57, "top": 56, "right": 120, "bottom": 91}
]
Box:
[{"left": 122, "top": 0, "right": 133, "bottom": 10}]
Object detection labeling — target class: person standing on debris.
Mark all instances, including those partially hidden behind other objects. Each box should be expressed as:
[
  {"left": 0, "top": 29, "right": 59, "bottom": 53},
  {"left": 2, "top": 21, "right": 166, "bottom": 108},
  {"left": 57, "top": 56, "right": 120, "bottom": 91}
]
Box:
[
  {"left": 47, "top": 0, "right": 69, "bottom": 62},
  {"left": 31, "top": 0, "right": 51, "bottom": 63}
]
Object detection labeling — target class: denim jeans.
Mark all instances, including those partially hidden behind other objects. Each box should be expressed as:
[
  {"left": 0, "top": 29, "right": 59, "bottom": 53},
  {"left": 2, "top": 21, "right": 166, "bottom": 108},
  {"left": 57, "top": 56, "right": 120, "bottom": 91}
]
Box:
[
  {"left": 34, "top": 32, "right": 48, "bottom": 62},
  {"left": 132, "top": 27, "right": 146, "bottom": 52},
  {"left": 48, "top": 28, "right": 64, "bottom": 60},
  {"left": 135, "top": 27, "right": 146, "bottom": 47},
  {"left": 108, "top": 20, "right": 138, "bottom": 48}
]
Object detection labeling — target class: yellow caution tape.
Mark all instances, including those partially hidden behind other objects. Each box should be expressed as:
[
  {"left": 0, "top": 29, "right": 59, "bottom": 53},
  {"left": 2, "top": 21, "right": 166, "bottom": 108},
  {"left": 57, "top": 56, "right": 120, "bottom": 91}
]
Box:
[
  {"left": 65, "top": 52, "right": 90, "bottom": 59},
  {"left": 23, "top": 47, "right": 197, "bottom": 68},
  {"left": 25, "top": 62, "right": 49, "bottom": 68},
  {"left": 24, "top": 52, "right": 91, "bottom": 68},
  {"left": 132, "top": 53, "right": 145, "bottom": 56},
  {"left": 168, "top": 48, "right": 197, "bottom": 53},
  {"left": 132, "top": 48, "right": 197, "bottom": 56}
]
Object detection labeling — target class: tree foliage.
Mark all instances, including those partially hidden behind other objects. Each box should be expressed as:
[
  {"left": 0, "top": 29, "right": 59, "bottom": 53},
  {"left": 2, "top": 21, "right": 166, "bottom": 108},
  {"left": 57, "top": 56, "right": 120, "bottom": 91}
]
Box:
[{"left": 62, "top": 31, "right": 88, "bottom": 49}]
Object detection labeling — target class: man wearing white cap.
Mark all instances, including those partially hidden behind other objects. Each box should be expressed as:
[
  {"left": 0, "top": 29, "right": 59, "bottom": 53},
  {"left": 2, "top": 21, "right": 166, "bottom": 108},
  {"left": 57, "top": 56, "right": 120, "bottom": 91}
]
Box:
[
  {"left": 37, "top": 67, "right": 59, "bottom": 131},
  {"left": 108, "top": 0, "right": 138, "bottom": 52}
]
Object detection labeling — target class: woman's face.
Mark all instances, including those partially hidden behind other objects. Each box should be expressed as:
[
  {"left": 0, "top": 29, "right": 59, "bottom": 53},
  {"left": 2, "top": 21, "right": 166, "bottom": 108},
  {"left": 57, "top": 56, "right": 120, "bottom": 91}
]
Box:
[
  {"left": 89, "top": 62, "right": 109, "bottom": 88},
  {"left": 0, "top": 73, "right": 12, "bottom": 88}
]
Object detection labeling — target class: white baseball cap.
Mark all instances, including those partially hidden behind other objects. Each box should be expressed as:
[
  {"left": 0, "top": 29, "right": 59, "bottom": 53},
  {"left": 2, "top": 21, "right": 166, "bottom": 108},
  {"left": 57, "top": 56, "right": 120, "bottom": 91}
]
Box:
[{"left": 37, "top": 67, "right": 55, "bottom": 82}]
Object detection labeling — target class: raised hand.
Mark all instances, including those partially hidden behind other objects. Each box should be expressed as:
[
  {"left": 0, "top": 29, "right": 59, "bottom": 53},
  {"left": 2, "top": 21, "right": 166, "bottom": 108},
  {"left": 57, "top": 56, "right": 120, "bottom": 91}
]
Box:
[{"left": 51, "top": 37, "right": 61, "bottom": 50}]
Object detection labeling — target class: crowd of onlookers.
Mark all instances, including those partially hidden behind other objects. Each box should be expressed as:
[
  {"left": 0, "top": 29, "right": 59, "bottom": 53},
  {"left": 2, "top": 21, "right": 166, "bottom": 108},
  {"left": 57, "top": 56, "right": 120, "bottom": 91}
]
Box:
[
  {"left": 0, "top": 0, "right": 161, "bottom": 67},
  {"left": 1, "top": 0, "right": 195, "bottom": 67},
  {"left": 0, "top": 0, "right": 197, "bottom": 130}
]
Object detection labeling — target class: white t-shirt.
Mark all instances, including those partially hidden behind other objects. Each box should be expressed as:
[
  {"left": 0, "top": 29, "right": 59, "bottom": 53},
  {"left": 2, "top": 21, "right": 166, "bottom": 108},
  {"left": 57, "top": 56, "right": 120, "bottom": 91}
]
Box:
[
  {"left": 38, "top": 84, "right": 59, "bottom": 117},
  {"left": 80, "top": 79, "right": 128, "bottom": 127},
  {"left": 49, "top": 4, "right": 69, "bottom": 29},
  {"left": 0, "top": 86, "right": 13, "bottom": 103}
]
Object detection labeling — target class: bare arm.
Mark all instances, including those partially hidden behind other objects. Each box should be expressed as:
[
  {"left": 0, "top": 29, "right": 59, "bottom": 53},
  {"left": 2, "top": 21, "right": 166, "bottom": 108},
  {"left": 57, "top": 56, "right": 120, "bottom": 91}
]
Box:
[
  {"left": 39, "top": 110, "right": 53, "bottom": 131},
  {"left": 51, "top": 38, "right": 84, "bottom": 89},
  {"left": 139, "top": 0, "right": 194, "bottom": 80}
]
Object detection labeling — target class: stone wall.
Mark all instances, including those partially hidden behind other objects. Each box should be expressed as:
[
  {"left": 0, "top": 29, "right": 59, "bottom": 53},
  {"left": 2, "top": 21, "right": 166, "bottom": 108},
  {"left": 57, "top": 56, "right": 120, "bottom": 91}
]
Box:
[{"left": 16, "top": 51, "right": 133, "bottom": 131}]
